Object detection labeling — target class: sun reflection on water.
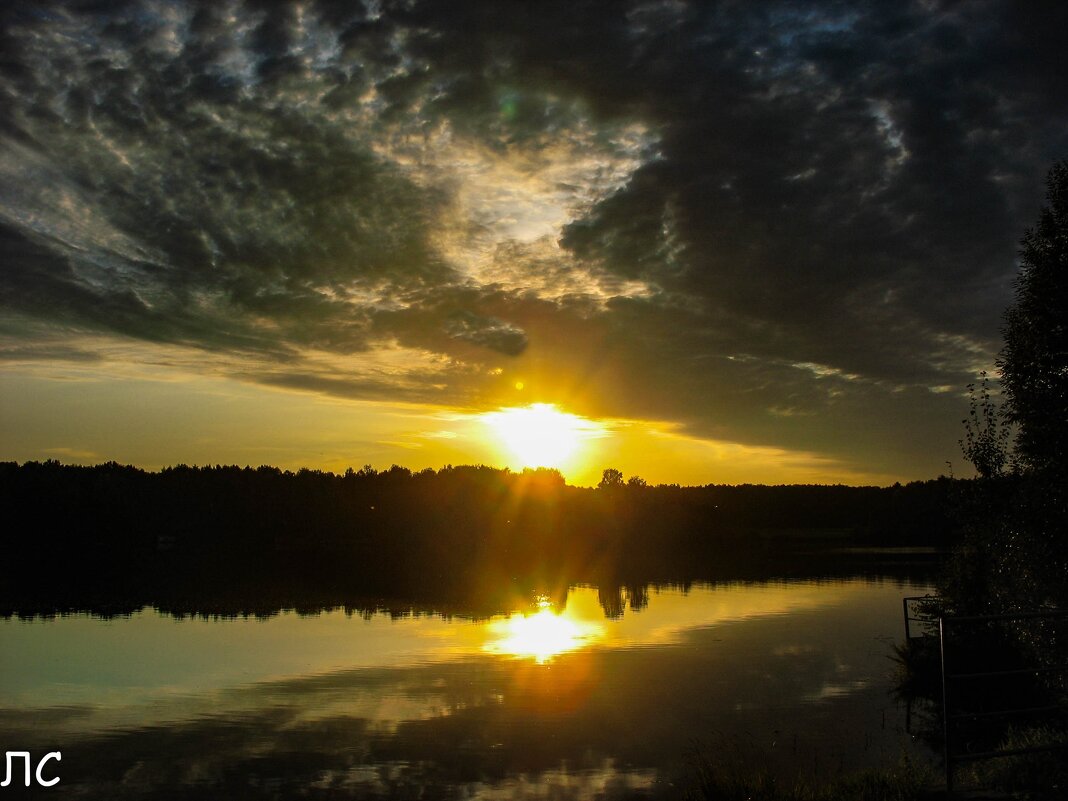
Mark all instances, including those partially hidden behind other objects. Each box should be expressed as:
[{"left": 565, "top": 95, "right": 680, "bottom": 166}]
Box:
[{"left": 484, "top": 600, "right": 603, "bottom": 663}]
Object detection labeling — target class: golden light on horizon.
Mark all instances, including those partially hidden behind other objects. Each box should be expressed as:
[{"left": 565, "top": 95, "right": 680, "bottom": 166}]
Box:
[
  {"left": 481, "top": 403, "right": 606, "bottom": 472},
  {"left": 484, "top": 601, "right": 603, "bottom": 663}
]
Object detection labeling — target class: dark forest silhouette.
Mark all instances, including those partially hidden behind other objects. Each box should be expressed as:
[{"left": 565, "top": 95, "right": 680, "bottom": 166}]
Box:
[{"left": 1, "top": 460, "right": 949, "bottom": 619}]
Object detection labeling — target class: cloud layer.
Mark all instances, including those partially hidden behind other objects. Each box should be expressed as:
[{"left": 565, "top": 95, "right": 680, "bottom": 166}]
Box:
[{"left": 2, "top": 0, "right": 1066, "bottom": 477}]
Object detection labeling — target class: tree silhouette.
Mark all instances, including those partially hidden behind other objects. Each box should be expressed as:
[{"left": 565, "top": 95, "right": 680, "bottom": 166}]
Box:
[
  {"left": 959, "top": 372, "right": 1011, "bottom": 478},
  {"left": 943, "top": 162, "right": 1068, "bottom": 619},
  {"left": 997, "top": 161, "right": 1068, "bottom": 475},
  {"left": 598, "top": 468, "right": 624, "bottom": 490}
]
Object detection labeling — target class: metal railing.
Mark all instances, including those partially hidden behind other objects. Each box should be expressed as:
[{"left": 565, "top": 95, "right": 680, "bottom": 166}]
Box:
[{"left": 938, "top": 610, "right": 1068, "bottom": 794}]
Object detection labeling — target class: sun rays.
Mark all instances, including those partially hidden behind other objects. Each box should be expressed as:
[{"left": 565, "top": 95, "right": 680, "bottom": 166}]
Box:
[{"left": 480, "top": 403, "right": 606, "bottom": 472}]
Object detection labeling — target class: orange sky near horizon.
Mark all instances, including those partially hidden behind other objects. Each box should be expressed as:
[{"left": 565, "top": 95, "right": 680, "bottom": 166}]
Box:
[{"left": 0, "top": 361, "right": 903, "bottom": 487}]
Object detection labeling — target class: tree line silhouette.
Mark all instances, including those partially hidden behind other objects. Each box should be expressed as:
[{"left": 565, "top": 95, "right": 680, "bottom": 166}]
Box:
[{"left": 1, "top": 459, "right": 949, "bottom": 619}]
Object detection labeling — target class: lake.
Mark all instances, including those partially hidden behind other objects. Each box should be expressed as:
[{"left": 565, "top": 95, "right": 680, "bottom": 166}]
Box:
[{"left": 0, "top": 570, "right": 935, "bottom": 799}]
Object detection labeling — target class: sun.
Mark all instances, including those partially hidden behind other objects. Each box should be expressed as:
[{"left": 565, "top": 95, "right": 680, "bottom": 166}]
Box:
[{"left": 482, "top": 403, "right": 603, "bottom": 470}]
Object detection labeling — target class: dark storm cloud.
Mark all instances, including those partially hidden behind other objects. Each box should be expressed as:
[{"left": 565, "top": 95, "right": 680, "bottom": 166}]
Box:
[
  {"left": 537, "top": 0, "right": 1059, "bottom": 367},
  {"left": 1, "top": 0, "right": 1065, "bottom": 475},
  {"left": 0, "top": 0, "right": 459, "bottom": 362}
]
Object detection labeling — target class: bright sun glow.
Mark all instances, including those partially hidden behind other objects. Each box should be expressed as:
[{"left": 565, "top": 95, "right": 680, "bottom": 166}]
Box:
[
  {"left": 484, "top": 604, "right": 603, "bottom": 663},
  {"left": 482, "top": 403, "right": 604, "bottom": 470}
]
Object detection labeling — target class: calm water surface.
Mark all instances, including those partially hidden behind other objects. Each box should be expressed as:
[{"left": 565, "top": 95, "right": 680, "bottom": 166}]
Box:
[{"left": 1, "top": 576, "right": 933, "bottom": 799}]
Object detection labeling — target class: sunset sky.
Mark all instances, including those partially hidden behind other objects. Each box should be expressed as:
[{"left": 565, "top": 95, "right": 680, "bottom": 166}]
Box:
[{"left": 1, "top": 0, "right": 1065, "bottom": 486}]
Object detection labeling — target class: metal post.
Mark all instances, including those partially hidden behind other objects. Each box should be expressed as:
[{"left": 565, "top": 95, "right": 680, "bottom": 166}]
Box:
[{"left": 940, "top": 616, "right": 953, "bottom": 794}]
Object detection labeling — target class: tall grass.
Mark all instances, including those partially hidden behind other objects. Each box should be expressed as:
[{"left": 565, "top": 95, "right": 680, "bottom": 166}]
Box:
[
  {"left": 686, "top": 748, "right": 935, "bottom": 801},
  {"left": 956, "top": 726, "right": 1068, "bottom": 798}
]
